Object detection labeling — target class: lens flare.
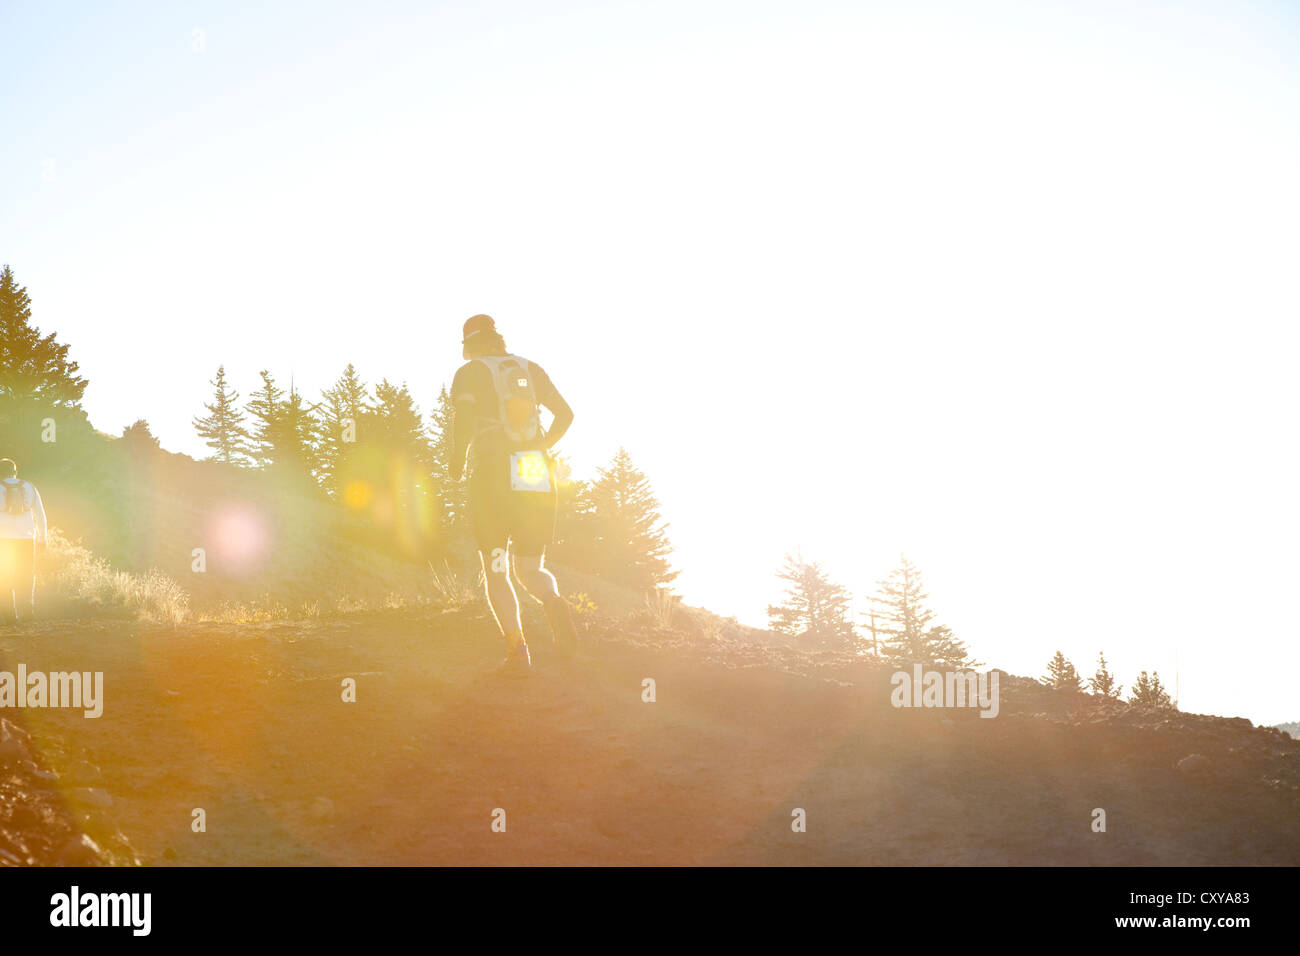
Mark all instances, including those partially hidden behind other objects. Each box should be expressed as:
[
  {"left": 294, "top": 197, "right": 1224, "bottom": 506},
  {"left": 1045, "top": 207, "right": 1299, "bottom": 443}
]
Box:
[
  {"left": 343, "top": 481, "right": 373, "bottom": 510},
  {"left": 207, "top": 505, "right": 270, "bottom": 575}
]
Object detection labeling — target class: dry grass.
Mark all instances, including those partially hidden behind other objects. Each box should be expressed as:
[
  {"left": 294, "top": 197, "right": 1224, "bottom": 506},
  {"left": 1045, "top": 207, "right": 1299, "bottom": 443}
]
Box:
[
  {"left": 42, "top": 530, "right": 190, "bottom": 626},
  {"left": 199, "top": 598, "right": 292, "bottom": 624},
  {"left": 38, "top": 529, "right": 484, "bottom": 626},
  {"left": 192, "top": 561, "right": 482, "bottom": 623},
  {"left": 646, "top": 588, "right": 679, "bottom": 628},
  {"left": 428, "top": 561, "right": 482, "bottom": 609}
]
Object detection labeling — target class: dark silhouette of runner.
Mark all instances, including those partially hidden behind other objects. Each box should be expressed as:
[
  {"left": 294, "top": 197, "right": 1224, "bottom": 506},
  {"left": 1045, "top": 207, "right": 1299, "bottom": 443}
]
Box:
[
  {"left": 449, "top": 315, "right": 578, "bottom": 671},
  {"left": 0, "top": 458, "right": 48, "bottom": 625}
]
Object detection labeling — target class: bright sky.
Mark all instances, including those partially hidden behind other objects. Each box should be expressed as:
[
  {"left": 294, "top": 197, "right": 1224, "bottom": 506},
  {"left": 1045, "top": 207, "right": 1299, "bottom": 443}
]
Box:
[{"left": 4, "top": 0, "right": 1299, "bottom": 724}]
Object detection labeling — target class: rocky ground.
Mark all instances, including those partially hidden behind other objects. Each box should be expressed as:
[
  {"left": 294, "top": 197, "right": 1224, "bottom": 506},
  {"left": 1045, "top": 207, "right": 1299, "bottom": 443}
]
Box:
[{"left": 1, "top": 607, "right": 1297, "bottom": 866}]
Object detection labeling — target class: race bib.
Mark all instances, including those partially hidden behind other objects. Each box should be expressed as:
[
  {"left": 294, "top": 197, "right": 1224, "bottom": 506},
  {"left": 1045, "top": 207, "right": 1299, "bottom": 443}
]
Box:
[{"left": 510, "top": 451, "right": 552, "bottom": 492}]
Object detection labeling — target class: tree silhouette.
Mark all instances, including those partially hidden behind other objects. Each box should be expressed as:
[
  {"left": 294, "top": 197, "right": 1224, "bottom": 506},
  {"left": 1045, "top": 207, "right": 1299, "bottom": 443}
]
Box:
[
  {"left": 561, "top": 448, "right": 676, "bottom": 590},
  {"left": 193, "top": 366, "right": 254, "bottom": 466},
  {"left": 339, "top": 380, "right": 439, "bottom": 558},
  {"left": 277, "top": 383, "right": 324, "bottom": 482},
  {"left": 426, "top": 385, "right": 466, "bottom": 532},
  {"left": 1044, "top": 650, "right": 1084, "bottom": 691},
  {"left": 245, "top": 371, "right": 321, "bottom": 484},
  {"left": 1130, "top": 670, "right": 1175, "bottom": 709},
  {"left": 121, "top": 419, "right": 162, "bottom": 456},
  {"left": 245, "top": 371, "right": 284, "bottom": 470},
  {"left": 869, "top": 555, "right": 976, "bottom": 668},
  {"left": 318, "top": 364, "right": 370, "bottom": 495},
  {"left": 766, "top": 551, "right": 858, "bottom": 651},
  {"left": 0, "top": 265, "right": 92, "bottom": 464},
  {"left": 0, "top": 265, "right": 87, "bottom": 409},
  {"left": 1088, "top": 652, "right": 1123, "bottom": 699}
]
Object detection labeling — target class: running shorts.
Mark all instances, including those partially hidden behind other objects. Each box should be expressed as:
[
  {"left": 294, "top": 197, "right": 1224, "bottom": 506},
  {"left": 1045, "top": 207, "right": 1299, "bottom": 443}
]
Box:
[{"left": 467, "top": 450, "right": 557, "bottom": 556}]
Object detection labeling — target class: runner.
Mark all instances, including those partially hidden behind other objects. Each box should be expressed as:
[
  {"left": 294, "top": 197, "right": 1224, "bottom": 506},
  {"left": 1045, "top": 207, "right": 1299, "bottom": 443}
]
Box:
[
  {"left": 448, "top": 315, "right": 578, "bottom": 672},
  {"left": 0, "top": 459, "right": 48, "bottom": 625}
]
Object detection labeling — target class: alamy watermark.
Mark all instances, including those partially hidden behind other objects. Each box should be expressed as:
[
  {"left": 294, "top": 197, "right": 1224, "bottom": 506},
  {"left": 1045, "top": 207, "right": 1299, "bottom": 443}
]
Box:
[
  {"left": 890, "top": 664, "right": 999, "bottom": 718},
  {"left": 0, "top": 665, "right": 104, "bottom": 718},
  {"left": 50, "top": 886, "right": 150, "bottom": 936}
]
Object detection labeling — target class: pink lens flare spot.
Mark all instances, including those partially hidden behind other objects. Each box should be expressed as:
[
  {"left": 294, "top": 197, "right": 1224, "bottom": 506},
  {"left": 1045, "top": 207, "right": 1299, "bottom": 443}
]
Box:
[{"left": 208, "top": 505, "right": 271, "bottom": 572}]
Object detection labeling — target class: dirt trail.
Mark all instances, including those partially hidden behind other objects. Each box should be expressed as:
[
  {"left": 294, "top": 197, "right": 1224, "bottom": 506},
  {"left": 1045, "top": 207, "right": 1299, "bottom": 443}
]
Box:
[{"left": 2, "top": 610, "right": 1298, "bottom": 865}]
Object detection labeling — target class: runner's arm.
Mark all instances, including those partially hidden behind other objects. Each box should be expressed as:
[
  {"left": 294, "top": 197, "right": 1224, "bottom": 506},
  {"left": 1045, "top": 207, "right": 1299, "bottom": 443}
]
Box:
[
  {"left": 450, "top": 395, "right": 474, "bottom": 481},
  {"left": 531, "top": 363, "right": 573, "bottom": 449},
  {"left": 542, "top": 390, "right": 573, "bottom": 449},
  {"left": 449, "top": 368, "right": 475, "bottom": 482}
]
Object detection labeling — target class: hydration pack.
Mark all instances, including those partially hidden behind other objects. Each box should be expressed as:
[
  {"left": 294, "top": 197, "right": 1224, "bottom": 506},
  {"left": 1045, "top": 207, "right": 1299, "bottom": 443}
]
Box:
[
  {"left": 475, "top": 354, "right": 542, "bottom": 444},
  {"left": 1, "top": 479, "right": 31, "bottom": 517}
]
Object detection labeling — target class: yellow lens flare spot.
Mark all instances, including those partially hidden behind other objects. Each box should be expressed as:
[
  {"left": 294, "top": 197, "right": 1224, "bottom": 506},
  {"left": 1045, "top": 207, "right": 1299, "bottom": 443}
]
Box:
[{"left": 343, "top": 481, "right": 373, "bottom": 510}]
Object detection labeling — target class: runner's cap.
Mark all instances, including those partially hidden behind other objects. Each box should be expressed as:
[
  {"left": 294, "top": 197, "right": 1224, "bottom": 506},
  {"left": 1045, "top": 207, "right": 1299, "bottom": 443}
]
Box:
[{"left": 463, "top": 314, "right": 496, "bottom": 344}]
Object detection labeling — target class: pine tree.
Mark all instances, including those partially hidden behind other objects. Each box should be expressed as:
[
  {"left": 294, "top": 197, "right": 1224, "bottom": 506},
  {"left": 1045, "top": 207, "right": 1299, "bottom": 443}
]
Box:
[
  {"left": 368, "top": 381, "right": 431, "bottom": 461},
  {"left": 1088, "top": 652, "right": 1123, "bottom": 699},
  {"left": 121, "top": 419, "right": 161, "bottom": 454},
  {"left": 426, "top": 384, "right": 467, "bottom": 531},
  {"left": 245, "top": 371, "right": 284, "bottom": 470},
  {"left": 275, "top": 383, "right": 324, "bottom": 483},
  {"left": 319, "top": 364, "right": 370, "bottom": 494},
  {"left": 245, "top": 371, "right": 321, "bottom": 483},
  {"left": 582, "top": 448, "right": 677, "bottom": 589},
  {"left": 0, "top": 265, "right": 88, "bottom": 409},
  {"left": 338, "top": 380, "right": 441, "bottom": 557},
  {"left": 869, "top": 555, "right": 976, "bottom": 668},
  {"left": 1130, "top": 670, "right": 1174, "bottom": 709},
  {"left": 1044, "top": 650, "right": 1085, "bottom": 692},
  {"left": 0, "top": 265, "right": 92, "bottom": 462},
  {"left": 193, "top": 366, "right": 253, "bottom": 466},
  {"left": 766, "top": 551, "right": 858, "bottom": 651},
  {"left": 553, "top": 473, "right": 597, "bottom": 569}
]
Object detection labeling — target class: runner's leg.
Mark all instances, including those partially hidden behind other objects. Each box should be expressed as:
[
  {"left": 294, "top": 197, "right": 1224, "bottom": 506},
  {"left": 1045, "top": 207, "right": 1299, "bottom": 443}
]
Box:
[
  {"left": 479, "top": 547, "right": 525, "bottom": 650},
  {"left": 0, "top": 540, "right": 16, "bottom": 624},
  {"left": 16, "top": 539, "right": 34, "bottom": 620},
  {"left": 510, "top": 552, "right": 560, "bottom": 603},
  {"left": 514, "top": 550, "right": 577, "bottom": 657},
  {"left": 510, "top": 468, "right": 576, "bottom": 656},
  {"left": 468, "top": 458, "right": 528, "bottom": 659}
]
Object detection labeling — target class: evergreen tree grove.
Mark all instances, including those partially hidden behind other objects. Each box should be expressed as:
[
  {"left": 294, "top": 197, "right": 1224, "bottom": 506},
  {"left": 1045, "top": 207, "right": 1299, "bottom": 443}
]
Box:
[
  {"left": 338, "top": 380, "right": 440, "bottom": 558},
  {"left": 277, "top": 384, "right": 325, "bottom": 482},
  {"left": 245, "top": 371, "right": 322, "bottom": 484}
]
